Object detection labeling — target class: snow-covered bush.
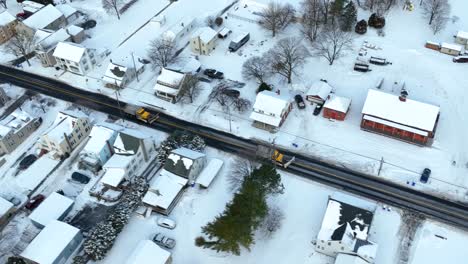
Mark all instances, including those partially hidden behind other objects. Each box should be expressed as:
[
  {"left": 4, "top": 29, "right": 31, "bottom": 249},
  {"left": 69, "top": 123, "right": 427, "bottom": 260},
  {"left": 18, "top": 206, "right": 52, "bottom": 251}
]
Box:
[
  {"left": 156, "top": 131, "right": 206, "bottom": 163},
  {"left": 83, "top": 222, "right": 117, "bottom": 261}
]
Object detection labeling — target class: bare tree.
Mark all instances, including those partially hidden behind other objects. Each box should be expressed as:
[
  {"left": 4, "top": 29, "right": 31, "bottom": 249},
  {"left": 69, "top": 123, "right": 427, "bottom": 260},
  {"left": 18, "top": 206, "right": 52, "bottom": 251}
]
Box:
[
  {"left": 102, "top": 0, "right": 123, "bottom": 20},
  {"left": 259, "top": 2, "right": 296, "bottom": 37},
  {"left": 311, "top": 23, "right": 354, "bottom": 65},
  {"left": 242, "top": 56, "right": 271, "bottom": 84},
  {"left": 267, "top": 37, "right": 310, "bottom": 84},
  {"left": 232, "top": 97, "right": 251, "bottom": 113},
  {"left": 147, "top": 38, "right": 179, "bottom": 69},
  {"left": 421, "top": 0, "right": 450, "bottom": 34},
  {"left": 260, "top": 205, "right": 285, "bottom": 237},
  {"left": 179, "top": 74, "right": 201, "bottom": 103},
  {"left": 4, "top": 31, "right": 36, "bottom": 66},
  {"left": 300, "top": 0, "right": 325, "bottom": 43},
  {"left": 228, "top": 158, "right": 256, "bottom": 191},
  {"left": 0, "top": 0, "right": 7, "bottom": 8},
  {"left": 320, "top": 0, "right": 332, "bottom": 25}
]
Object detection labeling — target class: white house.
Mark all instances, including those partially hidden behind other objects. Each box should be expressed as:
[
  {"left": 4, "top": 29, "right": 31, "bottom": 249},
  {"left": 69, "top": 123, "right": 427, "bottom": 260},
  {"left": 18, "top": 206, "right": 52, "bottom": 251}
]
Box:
[
  {"left": 28, "top": 192, "right": 74, "bottom": 229},
  {"left": 53, "top": 42, "right": 96, "bottom": 75},
  {"left": 455, "top": 31, "right": 468, "bottom": 48},
  {"left": 162, "top": 16, "right": 195, "bottom": 44},
  {"left": 163, "top": 147, "right": 206, "bottom": 183},
  {"left": 79, "top": 123, "right": 120, "bottom": 172},
  {"left": 21, "top": 220, "right": 82, "bottom": 264},
  {"left": 316, "top": 198, "right": 378, "bottom": 263},
  {"left": 18, "top": 4, "right": 66, "bottom": 36},
  {"left": 190, "top": 27, "right": 218, "bottom": 55},
  {"left": 250, "top": 91, "right": 292, "bottom": 131},
  {"left": 154, "top": 68, "right": 187, "bottom": 103},
  {"left": 102, "top": 57, "right": 145, "bottom": 89},
  {"left": 34, "top": 28, "right": 71, "bottom": 67},
  {"left": 126, "top": 240, "right": 172, "bottom": 264},
  {"left": 100, "top": 153, "right": 134, "bottom": 189},
  {"left": 306, "top": 80, "right": 333, "bottom": 105},
  {"left": 0, "top": 110, "right": 41, "bottom": 155},
  {"left": 440, "top": 42, "right": 462, "bottom": 56},
  {"left": 39, "top": 111, "right": 91, "bottom": 159}
]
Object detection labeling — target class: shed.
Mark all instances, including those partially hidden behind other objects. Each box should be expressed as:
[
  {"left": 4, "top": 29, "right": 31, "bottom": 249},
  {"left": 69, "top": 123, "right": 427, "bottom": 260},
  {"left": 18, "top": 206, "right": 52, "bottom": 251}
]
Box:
[
  {"left": 306, "top": 81, "right": 333, "bottom": 105},
  {"left": 455, "top": 31, "right": 468, "bottom": 46},
  {"left": 28, "top": 192, "right": 74, "bottom": 228},
  {"left": 323, "top": 95, "right": 351, "bottom": 121},
  {"left": 424, "top": 41, "right": 440, "bottom": 51},
  {"left": 126, "top": 240, "right": 172, "bottom": 264},
  {"left": 196, "top": 158, "right": 224, "bottom": 188},
  {"left": 0, "top": 197, "right": 14, "bottom": 226},
  {"left": 66, "top": 25, "right": 85, "bottom": 43},
  {"left": 21, "top": 220, "right": 83, "bottom": 264},
  {"left": 440, "top": 43, "right": 462, "bottom": 56}
]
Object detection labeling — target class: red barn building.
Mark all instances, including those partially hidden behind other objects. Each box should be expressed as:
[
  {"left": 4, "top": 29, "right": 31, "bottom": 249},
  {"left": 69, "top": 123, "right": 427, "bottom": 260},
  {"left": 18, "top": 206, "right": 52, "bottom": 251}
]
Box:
[
  {"left": 323, "top": 95, "right": 351, "bottom": 121},
  {"left": 360, "top": 89, "right": 440, "bottom": 146}
]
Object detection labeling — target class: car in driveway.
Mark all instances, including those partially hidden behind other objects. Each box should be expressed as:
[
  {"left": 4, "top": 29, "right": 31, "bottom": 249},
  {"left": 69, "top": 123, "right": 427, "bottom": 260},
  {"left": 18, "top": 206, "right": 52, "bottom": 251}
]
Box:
[
  {"left": 157, "top": 217, "right": 176, "bottom": 229},
  {"left": 420, "top": 168, "right": 431, "bottom": 183},
  {"left": 25, "top": 194, "right": 45, "bottom": 210},
  {"left": 294, "top": 95, "right": 306, "bottom": 109},
  {"left": 203, "top": 69, "right": 224, "bottom": 79},
  {"left": 313, "top": 104, "right": 322, "bottom": 116},
  {"left": 153, "top": 233, "right": 176, "bottom": 249},
  {"left": 19, "top": 154, "right": 37, "bottom": 170},
  {"left": 453, "top": 56, "right": 468, "bottom": 63},
  {"left": 71, "top": 172, "right": 90, "bottom": 184}
]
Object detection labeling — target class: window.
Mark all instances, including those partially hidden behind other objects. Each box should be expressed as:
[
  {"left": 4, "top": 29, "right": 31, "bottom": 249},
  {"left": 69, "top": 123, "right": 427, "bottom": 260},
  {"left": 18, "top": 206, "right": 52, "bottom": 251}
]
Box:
[
  {"left": 328, "top": 242, "right": 331, "bottom": 246},
  {"left": 85, "top": 127, "right": 89, "bottom": 132},
  {"left": 78, "top": 134, "right": 82, "bottom": 140}
]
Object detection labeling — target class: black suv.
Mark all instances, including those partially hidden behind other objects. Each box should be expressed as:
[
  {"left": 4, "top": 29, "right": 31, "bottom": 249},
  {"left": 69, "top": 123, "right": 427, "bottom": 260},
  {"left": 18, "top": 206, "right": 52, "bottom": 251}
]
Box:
[
  {"left": 71, "top": 172, "right": 90, "bottom": 184},
  {"left": 294, "top": 95, "right": 306, "bottom": 109},
  {"left": 420, "top": 168, "right": 431, "bottom": 183},
  {"left": 19, "top": 154, "right": 37, "bottom": 170},
  {"left": 453, "top": 56, "right": 468, "bottom": 63},
  {"left": 203, "top": 69, "right": 224, "bottom": 79}
]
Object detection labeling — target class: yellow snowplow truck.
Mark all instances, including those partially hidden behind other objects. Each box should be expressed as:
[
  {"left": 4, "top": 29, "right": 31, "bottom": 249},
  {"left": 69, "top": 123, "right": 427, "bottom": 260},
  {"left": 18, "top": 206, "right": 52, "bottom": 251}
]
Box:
[
  {"left": 124, "top": 105, "right": 159, "bottom": 124},
  {"left": 256, "top": 146, "right": 295, "bottom": 168}
]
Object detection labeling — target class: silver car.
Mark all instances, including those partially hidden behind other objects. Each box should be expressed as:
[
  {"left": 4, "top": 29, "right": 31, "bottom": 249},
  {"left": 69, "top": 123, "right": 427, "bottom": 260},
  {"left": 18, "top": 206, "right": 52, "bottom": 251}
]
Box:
[{"left": 153, "top": 233, "right": 176, "bottom": 249}]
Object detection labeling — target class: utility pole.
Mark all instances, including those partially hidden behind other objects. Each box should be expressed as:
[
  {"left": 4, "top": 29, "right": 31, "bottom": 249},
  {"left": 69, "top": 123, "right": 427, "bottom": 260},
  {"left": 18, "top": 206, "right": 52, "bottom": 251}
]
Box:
[
  {"left": 227, "top": 105, "right": 232, "bottom": 133},
  {"left": 114, "top": 89, "right": 123, "bottom": 118},
  {"left": 131, "top": 52, "right": 139, "bottom": 82},
  {"left": 378, "top": 157, "right": 384, "bottom": 176}
]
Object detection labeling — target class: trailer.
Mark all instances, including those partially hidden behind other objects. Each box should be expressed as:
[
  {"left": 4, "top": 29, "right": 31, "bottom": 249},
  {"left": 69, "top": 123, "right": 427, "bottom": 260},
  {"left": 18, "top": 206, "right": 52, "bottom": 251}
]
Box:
[
  {"left": 123, "top": 105, "right": 159, "bottom": 124},
  {"left": 354, "top": 63, "right": 371, "bottom": 72},
  {"left": 369, "top": 56, "right": 391, "bottom": 65}
]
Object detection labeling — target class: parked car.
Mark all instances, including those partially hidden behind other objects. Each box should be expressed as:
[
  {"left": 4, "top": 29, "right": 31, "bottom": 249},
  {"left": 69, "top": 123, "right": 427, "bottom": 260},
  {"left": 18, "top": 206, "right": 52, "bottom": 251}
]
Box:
[
  {"left": 16, "top": 12, "right": 31, "bottom": 20},
  {"left": 420, "top": 168, "right": 431, "bottom": 183},
  {"left": 25, "top": 194, "right": 45, "bottom": 210},
  {"left": 203, "top": 69, "right": 224, "bottom": 79},
  {"left": 222, "top": 89, "right": 240, "bottom": 98},
  {"left": 71, "top": 172, "right": 90, "bottom": 184},
  {"left": 313, "top": 104, "right": 322, "bottom": 116},
  {"left": 294, "top": 95, "right": 306, "bottom": 109},
  {"left": 453, "top": 56, "right": 468, "bottom": 63},
  {"left": 157, "top": 217, "right": 176, "bottom": 229},
  {"left": 153, "top": 233, "right": 176, "bottom": 249},
  {"left": 19, "top": 154, "right": 37, "bottom": 170}
]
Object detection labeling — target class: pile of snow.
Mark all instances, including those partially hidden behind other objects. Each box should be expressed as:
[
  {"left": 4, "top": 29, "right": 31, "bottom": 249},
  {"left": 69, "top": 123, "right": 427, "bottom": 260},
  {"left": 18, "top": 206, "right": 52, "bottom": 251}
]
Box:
[{"left": 125, "top": 240, "right": 171, "bottom": 264}]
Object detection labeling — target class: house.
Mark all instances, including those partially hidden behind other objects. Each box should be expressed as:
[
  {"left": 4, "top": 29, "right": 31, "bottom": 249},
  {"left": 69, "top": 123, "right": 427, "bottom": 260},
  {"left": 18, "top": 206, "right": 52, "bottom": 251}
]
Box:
[
  {"left": 316, "top": 198, "right": 377, "bottom": 263},
  {"left": 190, "top": 27, "right": 218, "bottom": 55},
  {"left": 113, "top": 128, "right": 155, "bottom": 159},
  {"left": 0, "top": 11, "right": 18, "bottom": 44},
  {"left": 21, "top": 1, "right": 45, "bottom": 15},
  {"left": 153, "top": 68, "right": 187, "bottom": 103},
  {"left": 17, "top": 4, "right": 66, "bottom": 36},
  {"left": 28, "top": 192, "right": 74, "bottom": 229},
  {"left": 455, "top": 31, "right": 468, "bottom": 48},
  {"left": 56, "top": 4, "right": 80, "bottom": 24},
  {"left": 39, "top": 111, "right": 91, "bottom": 159},
  {"left": 126, "top": 240, "right": 172, "bottom": 264},
  {"left": 66, "top": 25, "right": 85, "bottom": 43},
  {"left": 250, "top": 91, "right": 292, "bottom": 131},
  {"left": 34, "top": 28, "right": 71, "bottom": 67},
  {"left": 323, "top": 95, "right": 351, "bottom": 121},
  {"left": 102, "top": 57, "right": 145, "bottom": 89},
  {"left": 21, "top": 220, "right": 82, "bottom": 264},
  {"left": 142, "top": 169, "right": 188, "bottom": 215},
  {"left": 162, "top": 16, "right": 195, "bottom": 44},
  {"left": 0, "top": 197, "right": 14, "bottom": 227},
  {"left": 164, "top": 147, "right": 206, "bottom": 183},
  {"left": 360, "top": 89, "right": 440, "bottom": 146},
  {"left": 79, "top": 123, "right": 120, "bottom": 172},
  {"left": 227, "top": 0, "right": 267, "bottom": 23},
  {"left": 0, "top": 111, "right": 41, "bottom": 155},
  {"left": 16, "top": 156, "right": 60, "bottom": 193},
  {"left": 53, "top": 42, "right": 96, "bottom": 75},
  {"left": 440, "top": 42, "right": 462, "bottom": 56},
  {"left": 100, "top": 154, "right": 134, "bottom": 189},
  {"left": 0, "top": 86, "right": 8, "bottom": 106},
  {"left": 306, "top": 80, "right": 333, "bottom": 105}
]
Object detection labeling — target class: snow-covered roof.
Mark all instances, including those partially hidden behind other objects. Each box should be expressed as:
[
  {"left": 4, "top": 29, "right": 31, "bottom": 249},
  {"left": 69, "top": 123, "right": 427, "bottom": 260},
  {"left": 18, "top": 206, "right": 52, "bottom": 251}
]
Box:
[
  {"left": 23, "top": 4, "right": 64, "bottom": 30},
  {"left": 317, "top": 199, "right": 373, "bottom": 242},
  {"left": 250, "top": 91, "right": 290, "bottom": 127},
  {"left": 157, "top": 68, "right": 185, "bottom": 86},
  {"left": 34, "top": 29, "right": 53, "bottom": 45},
  {"left": 44, "top": 111, "right": 84, "bottom": 142},
  {"left": 100, "top": 168, "right": 127, "bottom": 188},
  {"left": 113, "top": 128, "right": 151, "bottom": 155},
  {"left": 21, "top": 220, "right": 80, "bottom": 264},
  {"left": 0, "top": 11, "right": 16, "bottom": 26},
  {"left": 171, "top": 147, "right": 206, "bottom": 160},
  {"left": 125, "top": 240, "right": 171, "bottom": 264},
  {"left": 0, "top": 110, "right": 33, "bottom": 137},
  {"left": 103, "top": 62, "right": 128, "bottom": 86},
  {"left": 456, "top": 31, "right": 468, "bottom": 40},
  {"left": 168, "top": 56, "right": 201, "bottom": 74},
  {"left": 164, "top": 148, "right": 205, "bottom": 178},
  {"left": 53, "top": 42, "right": 87, "bottom": 63},
  {"left": 218, "top": 27, "right": 231, "bottom": 37},
  {"left": 143, "top": 171, "right": 187, "bottom": 209},
  {"left": 0, "top": 197, "right": 13, "bottom": 217},
  {"left": 28, "top": 192, "right": 73, "bottom": 227},
  {"left": 361, "top": 89, "right": 440, "bottom": 132},
  {"left": 37, "top": 28, "right": 70, "bottom": 51},
  {"left": 104, "top": 154, "right": 133, "bottom": 169},
  {"left": 441, "top": 42, "right": 462, "bottom": 52},
  {"left": 164, "top": 16, "right": 194, "bottom": 41},
  {"left": 67, "top": 24, "right": 84, "bottom": 36},
  {"left": 192, "top": 27, "right": 217, "bottom": 43},
  {"left": 307, "top": 81, "right": 333, "bottom": 100},
  {"left": 196, "top": 158, "right": 223, "bottom": 188},
  {"left": 335, "top": 254, "right": 368, "bottom": 264},
  {"left": 232, "top": 31, "right": 249, "bottom": 43},
  {"left": 82, "top": 124, "right": 117, "bottom": 155},
  {"left": 323, "top": 95, "right": 351, "bottom": 113},
  {"left": 16, "top": 156, "right": 60, "bottom": 192},
  {"left": 55, "top": 4, "right": 77, "bottom": 18}
]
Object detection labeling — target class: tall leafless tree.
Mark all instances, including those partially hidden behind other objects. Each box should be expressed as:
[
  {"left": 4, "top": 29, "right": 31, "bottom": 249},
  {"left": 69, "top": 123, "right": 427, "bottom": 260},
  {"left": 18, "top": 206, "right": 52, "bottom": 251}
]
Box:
[
  {"left": 267, "top": 37, "right": 310, "bottom": 84},
  {"left": 102, "top": 0, "right": 123, "bottom": 20},
  {"left": 421, "top": 0, "right": 450, "bottom": 34},
  {"left": 259, "top": 2, "right": 296, "bottom": 37},
  {"left": 260, "top": 205, "right": 285, "bottom": 237},
  {"left": 300, "top": 0, "right": 325, "bottom": 43},
  {"left": 311, "top": 23, "right": 354, "bottom": 65},
  {"left": 147, "top": 38, "right": 179, "bottom": 69},
  {"left": 320, "top": 0, "right": 332, "bottom": 25},
  {"left": 228, "top": 158, "right": 256, "bottom": 191},
  {"left": 179, "top": 74, "right": 201, "bottom": 103},
  {"left": 232, "top": 97, "right": 251, "bottom": 113},
  {"left": 242, "top": 56, "right": 271, "bottom": 84},
  {"left": 4, "top": 31, "right": 35, "bottom": 66}
]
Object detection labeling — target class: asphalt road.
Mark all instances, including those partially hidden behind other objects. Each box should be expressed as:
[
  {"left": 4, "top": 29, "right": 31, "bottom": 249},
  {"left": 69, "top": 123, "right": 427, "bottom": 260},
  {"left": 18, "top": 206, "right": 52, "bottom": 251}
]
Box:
[{"left": 1, "top": 65, "right": 468, "bottom": 230}]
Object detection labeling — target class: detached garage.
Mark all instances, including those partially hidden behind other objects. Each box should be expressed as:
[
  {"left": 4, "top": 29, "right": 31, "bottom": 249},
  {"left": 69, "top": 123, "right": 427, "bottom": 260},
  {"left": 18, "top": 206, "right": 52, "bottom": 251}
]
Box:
[{"left": 323, "top": 95, "right": 351, "bottom": 121}]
